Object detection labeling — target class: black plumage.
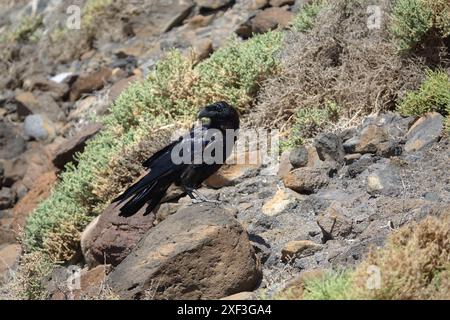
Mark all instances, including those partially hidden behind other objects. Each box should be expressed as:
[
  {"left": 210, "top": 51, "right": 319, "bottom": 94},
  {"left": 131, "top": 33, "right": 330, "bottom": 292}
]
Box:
[{"left": 114, "top": 101, "right": 240, "bottom": 217}]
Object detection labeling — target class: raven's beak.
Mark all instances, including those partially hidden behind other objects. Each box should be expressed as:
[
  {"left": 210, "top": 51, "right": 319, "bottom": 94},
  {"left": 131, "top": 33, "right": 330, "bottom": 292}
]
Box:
[{"left": 197, "top": 108, "right": 208, "bottom": 119}]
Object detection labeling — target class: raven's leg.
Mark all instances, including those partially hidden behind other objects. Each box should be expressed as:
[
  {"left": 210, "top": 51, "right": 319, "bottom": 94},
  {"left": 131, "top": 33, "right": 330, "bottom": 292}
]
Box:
[{"left": 184, "top": 187, "right": 221, "bottom": 204}]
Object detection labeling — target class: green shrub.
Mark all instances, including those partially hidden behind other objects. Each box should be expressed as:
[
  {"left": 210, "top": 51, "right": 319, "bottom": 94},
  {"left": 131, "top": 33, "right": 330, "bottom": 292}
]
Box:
[
  {"left": 194, "top": 32, "right": 283, "bottom": 112},
  {"left": 280, "top": 101, "right": 341, "bottom": 151},
  {"left": 302, "top": 270, "right": 354, "bottom": 300},
  {"left": 292, "top": 1, "right": 327, "bottom": 32},
  {"left": 397, "top": 69, "right": 450, "bottom": 116},
  {"left": 390, "top": 0, "right": 450, "bottom": 52},
  {"left": 0, "top": 14, "right": 43, "bottom": 44}
]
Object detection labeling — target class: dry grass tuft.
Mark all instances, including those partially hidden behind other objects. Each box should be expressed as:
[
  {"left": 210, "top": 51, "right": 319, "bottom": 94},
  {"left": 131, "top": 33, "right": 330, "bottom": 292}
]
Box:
[
  {"left": 253, "top": 0, "right": 425, "bottom": 139},
  {"left": 0, "top": 251, "right": 52, "bottom": 300},
  {"left": 351, "top": 210, "right": 450, "bottom": 300}
]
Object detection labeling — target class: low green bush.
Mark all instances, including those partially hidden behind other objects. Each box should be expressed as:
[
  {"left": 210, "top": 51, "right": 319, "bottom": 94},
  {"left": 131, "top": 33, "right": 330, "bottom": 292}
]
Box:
[
  {"left": 397, "top": 69, "right": 450, "bottom": 116},
  {"left": 390, "top": 0, "right": 450, "bottom": 52},
  {"left": 292, "top": 1, "right": 327, "bottom": 32}
]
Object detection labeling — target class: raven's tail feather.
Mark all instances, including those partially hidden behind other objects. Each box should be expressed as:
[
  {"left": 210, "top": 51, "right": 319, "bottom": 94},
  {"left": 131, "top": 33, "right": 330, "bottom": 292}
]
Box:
[{"left": 117, "top": 178, "right": 171, "bottom": 217}]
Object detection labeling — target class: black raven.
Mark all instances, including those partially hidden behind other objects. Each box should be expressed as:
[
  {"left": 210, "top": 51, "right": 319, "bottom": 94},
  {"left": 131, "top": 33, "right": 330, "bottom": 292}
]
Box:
[{"left": 114, "top": 101, "right": 240, "bottom": 217}]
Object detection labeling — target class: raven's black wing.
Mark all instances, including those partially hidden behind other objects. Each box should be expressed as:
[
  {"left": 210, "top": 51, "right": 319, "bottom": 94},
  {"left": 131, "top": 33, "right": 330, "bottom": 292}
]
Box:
[{"left": 114, "top": 127, "right": 208, "bottom": 217}]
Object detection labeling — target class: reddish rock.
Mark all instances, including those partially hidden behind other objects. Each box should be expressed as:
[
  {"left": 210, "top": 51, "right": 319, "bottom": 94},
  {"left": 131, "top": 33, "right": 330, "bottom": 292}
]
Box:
[
  {"left": 250, "top": 0, "right": 269, "bottom": 10},
  {"left": 355, "top": 125, "right": 389, "bottom": 154},
  {"left": 0, "top": 244, "right": 21, "bottom": 282},
  {"left": 194, "top": 0, "right": 232, "bottom": 9},
  {"left": 2, "top": 157, "right": 28, "bottom": 187},
  {"left": 14, "top": 91, "right": 40, "bottom": 117},
  {"left": 69, "top": 67, "right": 113, "bottom": 102},
  {"left": 80, "top": 200, "right": 156, "bottom": 268},
  {"left": 186, "top": 14, "right": 215, "bottom": 29},
  {"left": 281, "top": 240, "right": 322, "bottom": 262},
  {"left": 269, "top": 0, "right": 295, "bottom": 7},
  {"left": 405, "top": 112, "right": 444, "bottom": 153},
  {"left": 283, "top": 167, "right": 329, "bottom": 194},
  {"left": 15, "top": 91, "right": 64, "bottom": 121},
  {"left": 132, "top": 0, "right": 194, "bottom": 36},
  {"left": 51, "top": 265, "right": 110, "bottom": 300},
  {"left": 278, "top": 150, "right": 293, "bottom": 179},
  {"left": 22, "top": 74, "right": 69, "bottom": 100},
  {"left": 52, "top": 123, "right": 103, "bottom": 170},
  {"left": 21, "top": 143, "right": 56, "bottom": 190},
  {"left": 251, "top": 7, "right": 294, "bottom": 33},
  {"left": 108, "top": 76, "right": 140, "bottom": 102},
  {"left": 192, "top": 38, "right": 213, "bottom": 62},
  {"left": 12, "top": 171, "right": 57, "bottom": 234}
]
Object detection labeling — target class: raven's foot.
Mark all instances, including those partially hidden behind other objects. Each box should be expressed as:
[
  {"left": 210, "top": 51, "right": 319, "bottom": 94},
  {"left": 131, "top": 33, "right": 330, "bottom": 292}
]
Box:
[
  {"left": 185, "top": 188, "right": 221, "bottom": 205},
  {"left": 191, "top": 198, "right": 221, "bottom": 205}
]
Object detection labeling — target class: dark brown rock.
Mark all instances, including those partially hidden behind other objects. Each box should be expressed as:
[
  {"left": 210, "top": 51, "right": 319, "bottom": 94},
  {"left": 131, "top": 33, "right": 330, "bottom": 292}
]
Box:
[
  {"left": 52, "top": 123, "right": 103, "bottom": 170},
  {"left": 21, "top": 143, "right": 55, "bottom": 190},
  {"left": 195, "top": 0, "right": 232, "bottom": 10},
  {"left": 11, "top": 171, "right": 57, "bottom": 234},
  {"left": 80, "top": 200, "right": 156, "bottom": 268},
  {"left": 22, "top": 74, "right": 69, "bottom": 100},
  {"left": 283, "top": 167, "right": 329, "bottom": 194},
  {"left": 269, "top": 0, "right": 295, "bottom": 7},
  {"left": 0, "top": 121, "right": 26, "bottom": 160},
  {"left": 107, "top": 203, "right": 262, "bottom": 299},
  {"left": 250, "top": 7, "right": 294, "bottom": 34},
  {"left": 69, "top": 67, "right": 113, "bottom": 102},
  {"left": 0, "top": 187, "right": 16, "bottom": 210},
  {"left": 108, "top": 76, "right": 140, "bottom": 102},
  {"left": 2, "top": 157, "right": 27, "bottom": 187}
]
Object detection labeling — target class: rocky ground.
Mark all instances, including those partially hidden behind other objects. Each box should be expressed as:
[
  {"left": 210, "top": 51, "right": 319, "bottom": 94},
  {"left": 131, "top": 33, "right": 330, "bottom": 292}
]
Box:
[
  {"left": 23, "top": 110, "right": 449, "bottom": 300},
  {"left": 1, "top": 0, "right": 449, "bottom": 300}
]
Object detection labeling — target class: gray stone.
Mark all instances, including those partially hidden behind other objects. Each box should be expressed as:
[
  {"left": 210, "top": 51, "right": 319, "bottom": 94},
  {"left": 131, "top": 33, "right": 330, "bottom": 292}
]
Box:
[
  {"left": 0, "top": 187, "right": 16, "bottom": 210},
  {"left": 343, "top": 136, "right": 359, "bottom": 154},
  {"left": 346, "top": 155, "right": 376, "bottom": 178},
  {"left": 314, "top": 133, "right": 345, "bottom": 163},
  {"left": 317, "top": 203, "right": 353, "bottom": 242},
  {"left": 24, "top": 114, "right": 55, "bottom": 141},
  {"left": 289, "top": 145, "right": 308, "bottom": 168},
  {"left": 366, "top": 165, "right": 402, "bottom": 197},
  {"left": 405, "top": 112, "right": 444, "bottom": 153}
]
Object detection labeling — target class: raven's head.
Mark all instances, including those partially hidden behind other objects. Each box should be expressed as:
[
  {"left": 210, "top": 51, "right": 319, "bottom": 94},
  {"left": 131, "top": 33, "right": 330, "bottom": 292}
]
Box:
[{"left": 197, "top": 101, "right": 240, "bottom": 130}]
